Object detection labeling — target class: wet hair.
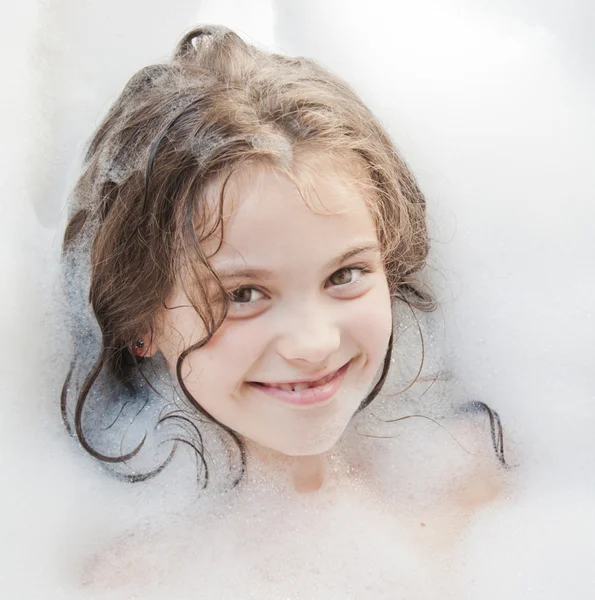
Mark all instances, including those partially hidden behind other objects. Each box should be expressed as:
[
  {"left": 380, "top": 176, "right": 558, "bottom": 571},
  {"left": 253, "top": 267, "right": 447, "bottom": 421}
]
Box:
[{"left": 61, "top": 24, "right": 505, "bottom": 486}]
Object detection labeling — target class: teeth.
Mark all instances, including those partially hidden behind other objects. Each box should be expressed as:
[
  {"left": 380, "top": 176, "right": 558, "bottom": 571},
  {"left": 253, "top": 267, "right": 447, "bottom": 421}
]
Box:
[
  {"left": 266, "top": 372, "right": 337, "bottom": 392},
  {"left": 274, "top": 382, "right": 309, "bottom": 392}
]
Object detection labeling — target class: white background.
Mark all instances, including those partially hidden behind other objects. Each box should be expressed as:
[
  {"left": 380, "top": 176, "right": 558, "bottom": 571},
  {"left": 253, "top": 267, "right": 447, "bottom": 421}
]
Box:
[{"left": 1, "top": 1, "right": 594, "bottom": 597}]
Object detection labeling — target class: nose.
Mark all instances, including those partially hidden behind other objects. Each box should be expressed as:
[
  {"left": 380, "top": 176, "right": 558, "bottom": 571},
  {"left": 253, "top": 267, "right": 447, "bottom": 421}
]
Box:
[{"left": 275, "top": 300, "right": 341, "bottom": 366}]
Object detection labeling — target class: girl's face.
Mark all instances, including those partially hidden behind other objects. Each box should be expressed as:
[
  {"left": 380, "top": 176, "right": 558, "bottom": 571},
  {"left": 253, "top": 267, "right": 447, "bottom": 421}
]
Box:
[{"left": 155, "top": 154, "right": 393, "bottom": 456}]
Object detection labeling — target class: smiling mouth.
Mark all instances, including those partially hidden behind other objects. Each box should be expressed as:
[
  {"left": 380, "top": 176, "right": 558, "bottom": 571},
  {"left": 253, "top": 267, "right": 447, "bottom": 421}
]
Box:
[
  {"left": 248, "top": 361, "right": 351, "bottom": 408},
  {"left": 251, "top": 369, "right": 340, "bottom": 392},
  {"left": 246, "top": 361, "right": 351, "bottom": 407}
]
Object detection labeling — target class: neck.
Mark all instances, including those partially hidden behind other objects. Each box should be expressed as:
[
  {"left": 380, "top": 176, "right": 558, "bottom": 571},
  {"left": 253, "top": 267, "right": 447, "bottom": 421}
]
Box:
[{"left": 243, "top": 440, "right": 345, "bottom": 494}]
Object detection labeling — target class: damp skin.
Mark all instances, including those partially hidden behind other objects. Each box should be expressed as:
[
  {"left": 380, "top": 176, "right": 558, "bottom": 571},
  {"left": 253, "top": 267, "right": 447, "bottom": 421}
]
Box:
[{"left": 152, "top": 153, "right": 394, "bottom": 458}]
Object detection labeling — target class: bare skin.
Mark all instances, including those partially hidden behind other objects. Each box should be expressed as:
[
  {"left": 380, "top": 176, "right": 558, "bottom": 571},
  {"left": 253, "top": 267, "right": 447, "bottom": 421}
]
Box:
[{"left": 80, "top": 413, "right": 510, "bottom": 599}]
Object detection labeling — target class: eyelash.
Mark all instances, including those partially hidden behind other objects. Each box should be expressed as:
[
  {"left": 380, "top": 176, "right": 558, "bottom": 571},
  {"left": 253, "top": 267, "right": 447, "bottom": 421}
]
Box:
[{"left": 226, "top": 265, "right": 373, "bottom": 308}]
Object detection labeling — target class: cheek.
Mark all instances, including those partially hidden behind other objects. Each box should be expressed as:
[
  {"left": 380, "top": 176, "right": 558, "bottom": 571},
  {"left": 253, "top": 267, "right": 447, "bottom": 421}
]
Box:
[
  {"left": 350, "top": 281, "right": 394, "bottom": 357},
  {"left": 157, "top": 308, "right": 204, "bottom": 372},
  {"left": 177, "top": 319, "right": 262, "bottom": 389}
]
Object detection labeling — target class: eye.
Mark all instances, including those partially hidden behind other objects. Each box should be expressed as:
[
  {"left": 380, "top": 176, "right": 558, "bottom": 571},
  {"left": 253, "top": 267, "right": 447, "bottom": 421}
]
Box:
[
  {"left": 227, "top": 287, "right": 266, "bottom": 305},
  {"left": 326, "top": 266, "right": 372, "bottom": 289}
]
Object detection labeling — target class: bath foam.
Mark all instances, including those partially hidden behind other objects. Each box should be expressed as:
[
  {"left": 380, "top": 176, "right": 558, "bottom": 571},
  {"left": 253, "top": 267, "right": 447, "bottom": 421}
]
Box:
[{"left": 3, "top": 0, "right": 595, "bottom": 597}]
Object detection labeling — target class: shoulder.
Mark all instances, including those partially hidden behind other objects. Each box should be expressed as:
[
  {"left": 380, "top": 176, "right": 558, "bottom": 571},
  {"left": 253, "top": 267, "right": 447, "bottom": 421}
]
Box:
[
  {"left": 80, "top": 530, "right": 145, "bottom": 590},
  {"left": 442, "top": 400, "right": 513, "bottom": 511},
  {"left": 79, "top": 526, "right": 170, "bottom": 592}
]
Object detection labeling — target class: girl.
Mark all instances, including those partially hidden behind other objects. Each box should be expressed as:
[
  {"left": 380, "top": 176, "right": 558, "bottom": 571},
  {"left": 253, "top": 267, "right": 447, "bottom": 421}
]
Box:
[{"left": 61, "top": 24, "right": 508, "bottom": 596}]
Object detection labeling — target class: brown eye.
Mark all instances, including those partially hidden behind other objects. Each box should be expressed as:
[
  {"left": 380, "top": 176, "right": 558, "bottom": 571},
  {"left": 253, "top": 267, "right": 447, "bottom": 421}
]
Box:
[
  {"left": 329, "top": 268, "right": 355, "bottom": 286},
  {"left": 327, "top": 266, "right": 372, "bottom": 288},
  {"left": 228, "top": 287, "right": 263, "bottom": 304},
  {"left": 229, "top": 288, "right": 250, "bottom": 303}
]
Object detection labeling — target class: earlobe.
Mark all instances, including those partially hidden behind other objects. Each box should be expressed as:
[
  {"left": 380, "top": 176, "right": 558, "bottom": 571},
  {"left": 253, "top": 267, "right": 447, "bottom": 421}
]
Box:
[{"left": 133, "top": 335, "right": 159, "bottom": 358}]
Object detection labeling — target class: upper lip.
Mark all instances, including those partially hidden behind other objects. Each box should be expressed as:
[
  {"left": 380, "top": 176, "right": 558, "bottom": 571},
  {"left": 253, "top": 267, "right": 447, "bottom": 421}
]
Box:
[{"left": 251, "top": 361, "right": 349, "bottom": 386}]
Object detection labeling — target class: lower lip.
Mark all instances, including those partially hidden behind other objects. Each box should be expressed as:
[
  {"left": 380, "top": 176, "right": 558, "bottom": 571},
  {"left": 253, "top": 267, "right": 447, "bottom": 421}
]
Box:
[{"left": 248, "top": 361, "right": 351, "bottom": 407}]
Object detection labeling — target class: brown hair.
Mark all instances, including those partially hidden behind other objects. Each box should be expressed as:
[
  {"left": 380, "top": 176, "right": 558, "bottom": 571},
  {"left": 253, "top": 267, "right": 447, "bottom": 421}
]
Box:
[{"left": 60, "top": 24, "right": 443, "bottom": 485}]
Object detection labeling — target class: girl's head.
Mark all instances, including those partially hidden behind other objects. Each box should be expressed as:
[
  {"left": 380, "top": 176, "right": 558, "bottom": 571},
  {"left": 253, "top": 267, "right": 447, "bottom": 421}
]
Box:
[{"left": 62, "top": 25, "right": 433, "bottom": 479}]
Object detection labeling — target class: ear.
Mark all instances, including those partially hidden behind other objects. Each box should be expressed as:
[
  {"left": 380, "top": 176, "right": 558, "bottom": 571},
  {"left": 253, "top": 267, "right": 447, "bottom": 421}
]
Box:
[{"left": 133, "top": 333, "right": 159, "bottom": 358}]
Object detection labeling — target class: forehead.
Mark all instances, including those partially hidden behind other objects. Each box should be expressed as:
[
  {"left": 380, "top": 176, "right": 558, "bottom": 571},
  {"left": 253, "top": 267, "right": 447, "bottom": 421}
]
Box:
[{"left": 201, "top": 152, "right": 378, "bottom": 263}]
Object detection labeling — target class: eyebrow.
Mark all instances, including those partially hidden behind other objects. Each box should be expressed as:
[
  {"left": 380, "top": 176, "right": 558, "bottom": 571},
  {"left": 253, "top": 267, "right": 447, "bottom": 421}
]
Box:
[{"left": 214, "top": 243, "right": 381, "bottom": 280}]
